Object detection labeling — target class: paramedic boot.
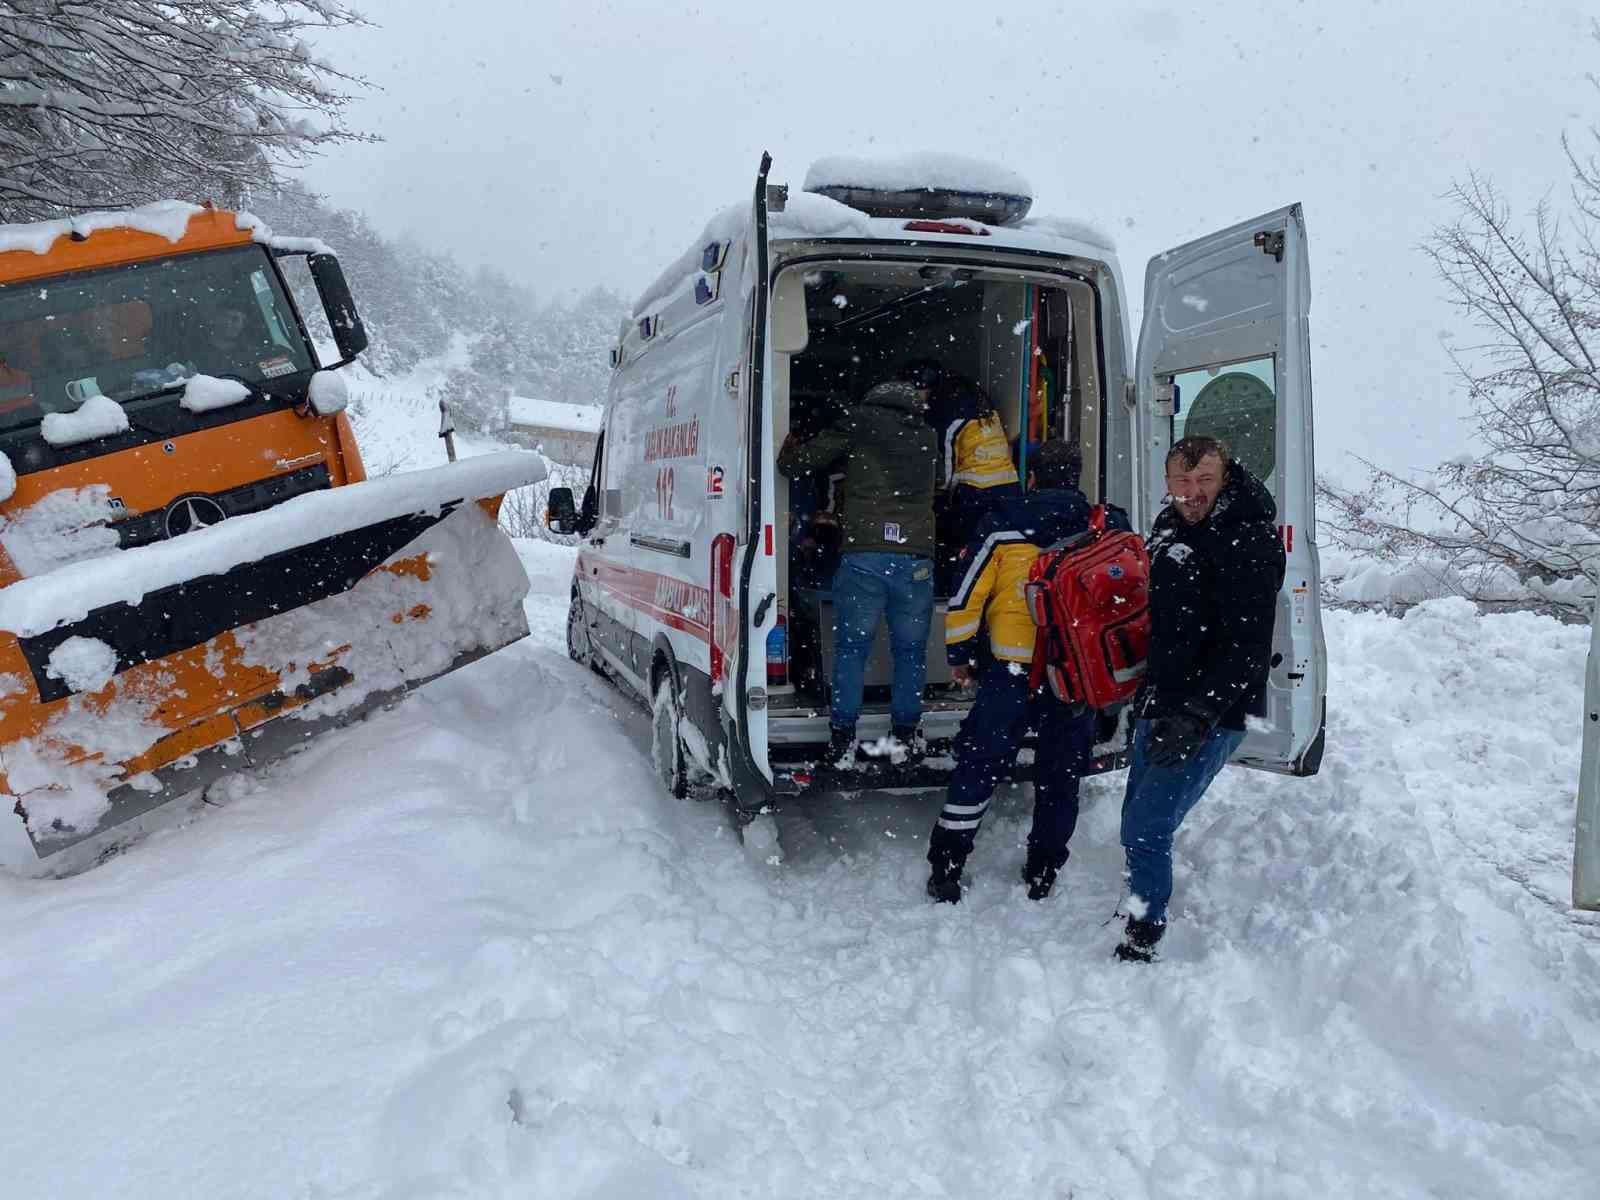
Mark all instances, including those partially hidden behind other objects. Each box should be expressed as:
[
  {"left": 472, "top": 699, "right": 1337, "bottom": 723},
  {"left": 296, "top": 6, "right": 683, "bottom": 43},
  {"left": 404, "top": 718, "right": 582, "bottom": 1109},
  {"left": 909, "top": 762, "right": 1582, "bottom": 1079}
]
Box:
[
  {"left": 926, "top": 855, "right": 963, "bottom": 904},
  {"left": 1114, "top": 916, "right": 1165, "bottom": 964},
  {"left": 825, "top": 723, "right": 860, "bottom": 770},
  {"left": 1020, "top": 849, "right": 1065, "bottom": 901}
]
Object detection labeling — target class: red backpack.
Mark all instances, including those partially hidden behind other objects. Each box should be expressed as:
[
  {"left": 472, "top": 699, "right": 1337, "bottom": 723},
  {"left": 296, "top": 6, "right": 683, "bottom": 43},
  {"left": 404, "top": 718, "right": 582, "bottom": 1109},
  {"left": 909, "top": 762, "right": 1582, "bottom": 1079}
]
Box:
[{"left": 1023, "top": 505, "right": 1151, "bottom": 709}]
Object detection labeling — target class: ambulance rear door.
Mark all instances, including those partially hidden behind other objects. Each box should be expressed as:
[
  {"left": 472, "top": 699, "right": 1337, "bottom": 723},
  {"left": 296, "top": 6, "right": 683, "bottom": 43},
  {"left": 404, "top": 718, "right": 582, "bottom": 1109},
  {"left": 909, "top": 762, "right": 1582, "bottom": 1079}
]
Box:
[{"left": 1135, "top": 204, "right": 1327, "bottom": 776}]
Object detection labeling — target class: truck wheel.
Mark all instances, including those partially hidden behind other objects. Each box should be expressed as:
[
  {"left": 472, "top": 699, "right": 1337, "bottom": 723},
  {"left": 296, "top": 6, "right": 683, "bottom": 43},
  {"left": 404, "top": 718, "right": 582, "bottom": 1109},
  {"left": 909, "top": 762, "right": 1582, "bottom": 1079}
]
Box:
[{"left": 651, "top": 672, "right": 689, "bottom": 799}]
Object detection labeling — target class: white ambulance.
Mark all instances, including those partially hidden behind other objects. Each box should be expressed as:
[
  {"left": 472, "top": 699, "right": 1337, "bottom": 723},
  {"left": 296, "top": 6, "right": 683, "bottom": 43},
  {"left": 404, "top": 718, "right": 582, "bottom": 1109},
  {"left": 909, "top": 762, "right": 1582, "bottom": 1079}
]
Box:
[{"left": 546, "top": 153, "right": 1327, "bottom": 822}]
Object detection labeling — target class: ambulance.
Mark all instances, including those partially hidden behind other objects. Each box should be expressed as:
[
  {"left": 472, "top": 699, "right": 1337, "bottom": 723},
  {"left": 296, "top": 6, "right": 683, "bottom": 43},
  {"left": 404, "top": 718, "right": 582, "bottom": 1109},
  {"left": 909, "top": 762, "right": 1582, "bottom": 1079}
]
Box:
[{"left": 546, "top": 153, "right": 1326, "bottom": 822}]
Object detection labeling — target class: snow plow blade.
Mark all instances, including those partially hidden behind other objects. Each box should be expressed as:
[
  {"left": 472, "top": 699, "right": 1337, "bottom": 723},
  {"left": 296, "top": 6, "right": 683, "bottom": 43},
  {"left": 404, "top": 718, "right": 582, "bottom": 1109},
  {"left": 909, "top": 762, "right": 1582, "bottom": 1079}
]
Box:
[{"left": 0, "top": 451, "right": 544, "bottom": 876}]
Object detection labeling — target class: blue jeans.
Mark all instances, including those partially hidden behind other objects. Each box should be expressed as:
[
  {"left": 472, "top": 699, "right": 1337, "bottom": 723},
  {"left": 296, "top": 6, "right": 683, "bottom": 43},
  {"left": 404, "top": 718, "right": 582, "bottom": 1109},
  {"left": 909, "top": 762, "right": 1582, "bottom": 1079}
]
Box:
[
  {"left": 1119, "top": 719, "right": 1246, "bottom": 926},
  {"left": 929, "top": 662, "right": 1095, "bottom": 868},
  {"left": 830, "top": 551, "right": 935, "bottom": 730}
]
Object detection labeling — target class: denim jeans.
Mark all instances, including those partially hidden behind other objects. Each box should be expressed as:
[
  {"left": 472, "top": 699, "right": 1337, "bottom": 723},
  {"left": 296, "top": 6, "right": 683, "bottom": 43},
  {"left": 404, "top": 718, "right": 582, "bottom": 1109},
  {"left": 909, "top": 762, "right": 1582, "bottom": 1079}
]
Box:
[
  {"left": 1119, "top": 718, "right": 1246, "bottom": 926},
  {"left": 929, "top": 661, "right": 1095, "bottom": 869},
  {"left": 830, "top": 551, "right": 935, "bottom": 730}
]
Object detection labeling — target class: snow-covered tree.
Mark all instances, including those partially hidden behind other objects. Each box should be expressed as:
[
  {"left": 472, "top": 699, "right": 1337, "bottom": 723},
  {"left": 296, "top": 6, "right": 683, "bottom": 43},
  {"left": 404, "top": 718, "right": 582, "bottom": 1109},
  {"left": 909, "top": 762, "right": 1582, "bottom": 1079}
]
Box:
[
  {"left": 246, "top": 186, "right": 625, "bottom": 409},
  {"left": 0, "top": 0, "right": 371, "bottom": 220},
  {"left": 1320, "top": 60, "right": 1600, "bottom": 617}
]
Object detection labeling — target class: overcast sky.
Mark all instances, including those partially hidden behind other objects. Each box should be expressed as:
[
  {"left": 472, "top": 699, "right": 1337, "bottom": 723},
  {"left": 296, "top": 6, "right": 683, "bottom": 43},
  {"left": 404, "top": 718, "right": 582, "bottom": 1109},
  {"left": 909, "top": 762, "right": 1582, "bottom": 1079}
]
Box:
[{"left": 304, "top": 0, "right": 1596, "bottom": 479}]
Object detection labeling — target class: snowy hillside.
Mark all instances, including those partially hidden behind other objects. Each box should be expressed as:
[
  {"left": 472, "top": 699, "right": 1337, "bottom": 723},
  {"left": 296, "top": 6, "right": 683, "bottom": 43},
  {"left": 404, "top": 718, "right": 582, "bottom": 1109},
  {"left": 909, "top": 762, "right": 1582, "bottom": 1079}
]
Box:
[{"left": 2, "top": 530, "right": 1597, "bottom": 1196}]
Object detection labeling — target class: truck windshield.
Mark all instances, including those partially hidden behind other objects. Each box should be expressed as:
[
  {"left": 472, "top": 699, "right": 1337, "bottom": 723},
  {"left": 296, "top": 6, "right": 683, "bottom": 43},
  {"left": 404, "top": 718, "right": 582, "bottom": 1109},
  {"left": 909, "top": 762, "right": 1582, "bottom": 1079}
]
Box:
[{"left": 0, "top": 244, "right": 315, "bottom": 434}]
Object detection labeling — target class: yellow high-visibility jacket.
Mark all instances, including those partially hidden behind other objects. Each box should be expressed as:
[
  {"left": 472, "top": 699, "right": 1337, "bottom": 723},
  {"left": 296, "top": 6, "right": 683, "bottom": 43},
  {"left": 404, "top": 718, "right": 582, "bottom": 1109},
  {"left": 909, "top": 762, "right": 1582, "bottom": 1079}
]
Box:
[
  {"left": 945, "top": 487, "right": 1095, "bottom": 667},
  {"left": 942, "top": 410, "right": 1019, "bottom": 490}
]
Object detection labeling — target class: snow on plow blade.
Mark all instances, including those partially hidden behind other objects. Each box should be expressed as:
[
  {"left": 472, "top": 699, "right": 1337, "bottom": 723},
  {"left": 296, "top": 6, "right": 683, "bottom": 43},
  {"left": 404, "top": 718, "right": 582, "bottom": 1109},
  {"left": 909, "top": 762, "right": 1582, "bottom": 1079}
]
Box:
[{"left": 0, "top": 450, "right": 545, "bottom": 876}]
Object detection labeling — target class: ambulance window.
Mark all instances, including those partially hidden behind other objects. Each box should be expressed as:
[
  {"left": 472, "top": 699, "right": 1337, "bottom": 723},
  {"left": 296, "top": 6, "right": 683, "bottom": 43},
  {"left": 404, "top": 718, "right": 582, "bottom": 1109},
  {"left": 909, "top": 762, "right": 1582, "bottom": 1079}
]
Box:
[
  {"left": 599, "top": 423, "right": 622, "bottom": 517},
  {"left": 1170, "top": 355, "right": 1277, "bottom": 499}
]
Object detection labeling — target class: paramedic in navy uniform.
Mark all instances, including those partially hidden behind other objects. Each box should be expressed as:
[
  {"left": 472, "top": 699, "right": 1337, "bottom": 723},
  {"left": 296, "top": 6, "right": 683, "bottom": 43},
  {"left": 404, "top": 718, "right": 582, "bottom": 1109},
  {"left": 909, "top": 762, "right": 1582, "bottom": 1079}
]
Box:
[
  {"left": 1115, "top": 435, "right": 1284, "bottom": 962},
  {"left": 925, "top": 440, "right": 1116, "bottom": 903}
]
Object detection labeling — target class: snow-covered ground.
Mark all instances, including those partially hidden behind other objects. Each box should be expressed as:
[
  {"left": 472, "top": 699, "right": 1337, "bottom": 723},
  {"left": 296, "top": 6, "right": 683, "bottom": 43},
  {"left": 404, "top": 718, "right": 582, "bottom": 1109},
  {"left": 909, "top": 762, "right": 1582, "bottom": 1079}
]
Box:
[{"left": 2, "top": 528, "right": 1597, "bottom": 1197}]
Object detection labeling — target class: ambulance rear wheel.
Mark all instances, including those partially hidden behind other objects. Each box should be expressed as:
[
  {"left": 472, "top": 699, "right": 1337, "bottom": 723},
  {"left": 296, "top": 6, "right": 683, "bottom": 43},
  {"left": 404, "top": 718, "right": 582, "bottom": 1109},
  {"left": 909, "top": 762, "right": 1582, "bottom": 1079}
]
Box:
[{"left": 651, "top": 671, "right": 689, "bottom": 799}]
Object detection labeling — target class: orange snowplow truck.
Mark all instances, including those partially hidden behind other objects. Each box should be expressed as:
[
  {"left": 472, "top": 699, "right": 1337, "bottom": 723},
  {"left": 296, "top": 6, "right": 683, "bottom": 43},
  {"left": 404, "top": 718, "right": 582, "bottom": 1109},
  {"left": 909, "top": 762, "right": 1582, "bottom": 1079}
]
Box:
[{"left": 0, "top": 202, "right": 542, "bottom": 876}]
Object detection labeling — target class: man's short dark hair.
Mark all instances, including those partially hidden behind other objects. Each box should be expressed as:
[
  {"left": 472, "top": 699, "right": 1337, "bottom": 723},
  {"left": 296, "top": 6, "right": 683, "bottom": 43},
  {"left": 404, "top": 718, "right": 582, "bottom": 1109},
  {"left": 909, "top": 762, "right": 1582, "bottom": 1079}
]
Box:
[
  {"left": 1030, "top": 439, "right": 1082, "bottom": 489},
  {"left": 1166, "top": 435, "right": 1231, "bottom": 473}
]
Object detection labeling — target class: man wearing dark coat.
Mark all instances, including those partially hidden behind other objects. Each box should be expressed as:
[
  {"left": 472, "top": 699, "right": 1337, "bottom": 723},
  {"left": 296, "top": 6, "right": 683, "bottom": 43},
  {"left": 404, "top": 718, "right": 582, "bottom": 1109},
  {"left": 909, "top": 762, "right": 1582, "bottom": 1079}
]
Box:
[{"left": 1116, "top": 435, "right": 1285, "bottom": 962}]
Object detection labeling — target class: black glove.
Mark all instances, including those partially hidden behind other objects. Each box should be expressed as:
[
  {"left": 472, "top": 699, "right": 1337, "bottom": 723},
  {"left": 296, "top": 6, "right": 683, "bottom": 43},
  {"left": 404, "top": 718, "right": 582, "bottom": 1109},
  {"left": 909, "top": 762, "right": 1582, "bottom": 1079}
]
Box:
[{"left": 1147, "top": 711, "right": 1212, "bottom": 768}]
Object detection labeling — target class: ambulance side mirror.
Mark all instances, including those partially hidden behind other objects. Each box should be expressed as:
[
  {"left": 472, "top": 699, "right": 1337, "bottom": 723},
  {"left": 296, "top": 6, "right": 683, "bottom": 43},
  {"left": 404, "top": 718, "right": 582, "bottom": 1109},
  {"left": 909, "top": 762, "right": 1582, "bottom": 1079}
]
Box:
[{"left": 546, "top": 486, "right": 578, "bottom": 534}]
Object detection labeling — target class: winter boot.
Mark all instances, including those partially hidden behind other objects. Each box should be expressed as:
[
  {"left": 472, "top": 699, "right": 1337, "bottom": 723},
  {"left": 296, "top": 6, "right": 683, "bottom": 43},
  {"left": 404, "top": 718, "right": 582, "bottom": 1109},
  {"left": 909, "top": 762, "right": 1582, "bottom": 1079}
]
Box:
[
  {"left": 1114, "top": 916, "right": 1165, "bottom": 963},
  {"left": 825, "top": 724, "right": 859, "bottom": 770},
  {"left": 1020, "top": 849, "right": 1065, "bottom": 901},
  {"left": 926, "top": 856, "right": 963, "bottom": 904},
  {"left": 890, "top": 723, "right": 925, "bottom": 767}
]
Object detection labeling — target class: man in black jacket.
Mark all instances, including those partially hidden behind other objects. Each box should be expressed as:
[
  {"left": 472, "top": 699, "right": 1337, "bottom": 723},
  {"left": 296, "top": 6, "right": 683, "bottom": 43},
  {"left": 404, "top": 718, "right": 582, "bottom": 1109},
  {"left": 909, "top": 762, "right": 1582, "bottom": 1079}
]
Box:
[{"left": 1116, "top": 435, "right": 1285, "bottom": 962}]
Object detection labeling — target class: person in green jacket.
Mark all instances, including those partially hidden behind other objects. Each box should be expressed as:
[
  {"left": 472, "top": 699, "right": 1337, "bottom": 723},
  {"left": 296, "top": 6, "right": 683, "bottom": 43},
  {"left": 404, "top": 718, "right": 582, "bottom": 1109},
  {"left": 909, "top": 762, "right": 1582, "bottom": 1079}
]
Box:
[{"left": 778, "top": 374, "right": 939, "bottom": 767}]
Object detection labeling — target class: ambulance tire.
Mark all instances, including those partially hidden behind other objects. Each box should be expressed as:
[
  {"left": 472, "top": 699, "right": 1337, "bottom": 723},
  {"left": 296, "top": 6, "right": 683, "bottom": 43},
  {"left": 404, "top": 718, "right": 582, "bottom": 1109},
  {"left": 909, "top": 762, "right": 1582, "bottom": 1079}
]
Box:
[
  {"left": 567, "top": 588, "right": 603, "bottom": 675},
  {"left": 651, "top": 667, "right": 689, "bottom": 800}
]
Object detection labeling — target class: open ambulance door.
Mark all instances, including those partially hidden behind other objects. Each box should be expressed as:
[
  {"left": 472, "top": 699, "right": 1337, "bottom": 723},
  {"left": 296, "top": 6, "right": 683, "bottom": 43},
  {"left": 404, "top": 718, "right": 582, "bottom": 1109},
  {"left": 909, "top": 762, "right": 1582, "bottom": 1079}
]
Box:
[
  {"left": 724, "top": 151, "right": 780, "bottom": 806},
  {"left": 1134, "top": 204, "right": 1327, "bottom": 776}
]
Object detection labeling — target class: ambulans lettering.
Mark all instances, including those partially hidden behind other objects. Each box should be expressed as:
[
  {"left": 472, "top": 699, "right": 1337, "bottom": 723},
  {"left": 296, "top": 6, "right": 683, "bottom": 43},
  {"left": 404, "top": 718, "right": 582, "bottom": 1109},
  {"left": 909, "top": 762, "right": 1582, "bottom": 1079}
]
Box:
[
  {"left": 653, "top": 574, "right": 710, "bottom": 624},
  {"left": 643, "top": 415, "right": 700, "bottom": 462}
]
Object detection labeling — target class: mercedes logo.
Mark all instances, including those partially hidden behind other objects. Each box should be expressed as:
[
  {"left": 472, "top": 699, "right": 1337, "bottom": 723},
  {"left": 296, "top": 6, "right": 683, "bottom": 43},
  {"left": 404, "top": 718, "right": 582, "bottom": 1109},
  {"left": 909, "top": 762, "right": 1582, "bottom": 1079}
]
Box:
[{"left": 164, "top": 494, "right": 227, "bottom": 538}]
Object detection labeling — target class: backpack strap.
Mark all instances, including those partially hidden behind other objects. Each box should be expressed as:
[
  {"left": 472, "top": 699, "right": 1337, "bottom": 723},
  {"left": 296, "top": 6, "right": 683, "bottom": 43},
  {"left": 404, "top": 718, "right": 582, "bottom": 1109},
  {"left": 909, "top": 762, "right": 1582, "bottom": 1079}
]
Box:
[{"left": 1088, "top": 503, "right": 1107, "bottom": 534}]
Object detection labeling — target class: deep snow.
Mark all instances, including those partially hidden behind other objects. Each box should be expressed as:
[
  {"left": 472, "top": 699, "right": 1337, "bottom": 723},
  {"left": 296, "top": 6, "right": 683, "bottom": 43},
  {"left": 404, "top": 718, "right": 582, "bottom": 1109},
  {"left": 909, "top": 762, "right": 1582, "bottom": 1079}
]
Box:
[{"left": 1, "top": 534, "right": 1597, "bottom": 1198}]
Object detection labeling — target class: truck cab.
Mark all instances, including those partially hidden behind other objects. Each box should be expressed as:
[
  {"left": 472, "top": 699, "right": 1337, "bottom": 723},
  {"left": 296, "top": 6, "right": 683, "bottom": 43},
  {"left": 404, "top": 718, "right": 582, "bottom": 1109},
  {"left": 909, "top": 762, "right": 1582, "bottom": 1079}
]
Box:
[{"left": 0, "top": 202, "right": 540, "bottom": 874}]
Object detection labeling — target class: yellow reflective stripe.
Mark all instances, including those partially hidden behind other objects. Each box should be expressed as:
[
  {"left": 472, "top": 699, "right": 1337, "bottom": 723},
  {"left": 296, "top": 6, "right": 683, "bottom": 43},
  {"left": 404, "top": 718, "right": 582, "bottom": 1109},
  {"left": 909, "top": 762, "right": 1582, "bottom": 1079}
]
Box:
[
  {"left": 952, "top": 465, "right": 1019, "bottom": 486},
  {"left": 945, "top": 617, "right": 981, "bottom": 641},
  {"left": 991, "top": 640, "right": 1034, "bottom": 661}
]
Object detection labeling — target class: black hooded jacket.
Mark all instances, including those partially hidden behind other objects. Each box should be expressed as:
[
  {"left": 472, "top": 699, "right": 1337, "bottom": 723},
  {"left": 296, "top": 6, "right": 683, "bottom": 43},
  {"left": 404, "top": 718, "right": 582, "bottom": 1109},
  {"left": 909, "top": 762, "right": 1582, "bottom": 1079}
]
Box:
[
  {"left": 777, "top": 381, "right": 939, "bottom": 558},
  {"left": 1137, "top": 460, "right": 1285, "bottom": 730}
]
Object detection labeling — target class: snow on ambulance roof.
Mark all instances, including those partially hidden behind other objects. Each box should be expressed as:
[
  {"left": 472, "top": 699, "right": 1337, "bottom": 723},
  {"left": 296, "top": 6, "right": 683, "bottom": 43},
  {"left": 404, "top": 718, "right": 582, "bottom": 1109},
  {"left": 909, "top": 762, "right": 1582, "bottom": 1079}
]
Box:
[
  {"left": 508, "top": 396, "right": 603, "bottom": 434},
  {"left": 802, "top": 152, "right": 1033, "bottom": 202},
  {"left": 631, "top": 186, "right": 1117, "bottom": 320},
  {"left": 0, "top": 200, "right": 332, "bottom": 259},
  {"left": 630, "top": 192, "right": 870, "bottom": 318}
]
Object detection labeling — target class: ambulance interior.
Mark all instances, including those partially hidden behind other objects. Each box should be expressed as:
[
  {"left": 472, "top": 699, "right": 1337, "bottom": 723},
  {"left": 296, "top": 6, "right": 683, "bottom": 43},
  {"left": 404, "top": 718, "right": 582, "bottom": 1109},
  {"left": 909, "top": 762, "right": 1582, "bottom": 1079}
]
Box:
[{"left": 769, "top": 261, "right": 1103, "bottom": 714}]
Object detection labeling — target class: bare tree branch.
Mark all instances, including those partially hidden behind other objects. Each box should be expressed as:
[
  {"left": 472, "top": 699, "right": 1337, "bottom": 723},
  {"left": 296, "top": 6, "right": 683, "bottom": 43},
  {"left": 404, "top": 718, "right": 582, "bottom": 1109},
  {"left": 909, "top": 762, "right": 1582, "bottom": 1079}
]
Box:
[
  {"left": 0, "top": 1, "right": 375, "bottom": 219},
  {"left": 1323, "top": 62, "right": 1600, "bottom": 619}
]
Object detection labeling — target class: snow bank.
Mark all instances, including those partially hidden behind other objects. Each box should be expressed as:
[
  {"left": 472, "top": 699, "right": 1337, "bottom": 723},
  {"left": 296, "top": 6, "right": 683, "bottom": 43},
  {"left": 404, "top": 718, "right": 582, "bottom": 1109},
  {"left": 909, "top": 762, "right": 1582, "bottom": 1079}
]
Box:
[
  {"left": 804, "top": 152, "right": 1033, "bottom": 199},
  {"left": 3, "top": 595, "right": 1599, "bottom": 1196},
  {"left": 0, "top": 451, "right": 546, "bottom": 636}
]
